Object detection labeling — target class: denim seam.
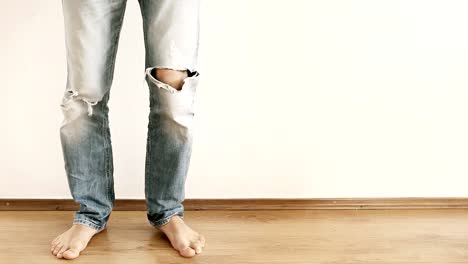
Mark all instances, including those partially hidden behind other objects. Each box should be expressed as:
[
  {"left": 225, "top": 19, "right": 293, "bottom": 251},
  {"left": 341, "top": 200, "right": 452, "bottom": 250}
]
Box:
[
  {"left": 102, "top": 92, "right": 113, "bottom": 209},
  {"left": 107, "top": 93, "right": 113, "bottom": 206},
  {"left": 149, "top": 211, "right": 184, "bottom": 228},
  {"left": 144, "top": 64, "right": 152, "bottom": 199},
  {"left": 99, "top": 94, "right": 107, "bottom": 207},
  {"left": 145, "top": 85, "right": 153, "bottom": 201},
  {"left": 141, "top": 0, "right": 151, "bottom": 203},
  {"left": 144, "top": 0, "right": 155, "bottom": 200},
  {"left": 140, "top": 0, "right": 149, "bottom": 69},
  {"left": 73, "top": 218, "right": 106, "bottom": 231}
]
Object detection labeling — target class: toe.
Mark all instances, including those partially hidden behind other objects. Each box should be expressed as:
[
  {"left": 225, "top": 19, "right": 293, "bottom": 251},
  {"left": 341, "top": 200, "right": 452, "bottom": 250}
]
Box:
[
  {"left": 191, "top": 241, "right": 203, "bottom": 254},
  {"left": 199, "top": 235, "right": 206, "bottom": 246},
  {"left": 53, "top": 244, "right": 64, "bottom": 256},
  {"left": 194, "top": 246, "right": 202, "bottom": 254},
  {"left": 179, "top": 246, "right": 196, "bottom": 258},
  {"left": 56, "top": 246, "right": 69, "bottom": 259},
  {"left": 51, "top": 237, "right": 59, "bottom": 247},
  {"left": 63, "top": 248, "right": 80, "bottom": 260},
  {"left": 50, "top": 241, "right": 59, "bottom": 252}
]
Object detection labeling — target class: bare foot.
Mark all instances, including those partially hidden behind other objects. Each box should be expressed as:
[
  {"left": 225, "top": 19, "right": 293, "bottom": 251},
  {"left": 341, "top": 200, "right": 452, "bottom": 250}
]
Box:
[
  {"left": 50, "top": 224, "right": 103, "bottom": 259},
  {"left": 158, "top": 215, "right": 206, "bottom": 257}
]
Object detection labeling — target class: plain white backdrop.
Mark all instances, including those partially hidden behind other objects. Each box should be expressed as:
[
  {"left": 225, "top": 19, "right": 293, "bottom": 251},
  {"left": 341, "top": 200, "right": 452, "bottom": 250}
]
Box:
[{"left": 2, "top": 0, "right": 468, "bottom": 198}]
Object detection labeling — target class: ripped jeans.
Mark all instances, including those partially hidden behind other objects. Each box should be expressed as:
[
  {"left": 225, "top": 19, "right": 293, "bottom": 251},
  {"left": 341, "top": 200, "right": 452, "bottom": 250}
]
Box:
[{"left": 59, "top": 0, "right": 200, "bottom": 231}]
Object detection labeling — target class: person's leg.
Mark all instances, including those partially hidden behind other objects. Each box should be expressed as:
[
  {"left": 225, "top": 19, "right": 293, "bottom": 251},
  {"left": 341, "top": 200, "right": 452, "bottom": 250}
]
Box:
[
  {"left": 52, "top": 0, "right": 128, "bottom": 260},
  {"left": 138, "top": 0, "right": 205, "bottom": 258}
]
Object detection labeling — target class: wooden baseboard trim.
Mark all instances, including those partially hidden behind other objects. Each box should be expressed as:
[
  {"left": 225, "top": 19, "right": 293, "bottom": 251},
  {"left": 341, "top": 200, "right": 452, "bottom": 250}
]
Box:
[{"left": 1, "top": 198, "right": 468, "bottom": 211}]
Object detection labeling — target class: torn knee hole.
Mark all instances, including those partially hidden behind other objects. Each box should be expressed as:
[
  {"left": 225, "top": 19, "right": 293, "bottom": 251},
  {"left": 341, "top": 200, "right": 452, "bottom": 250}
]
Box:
[
  {"left": 145, "top": 66, "right": 200, "bottom": 93},
  {"left": 61, "top": 90, "right": 100, "bottom": 117},
  {"left": 152, "top": 68, "right": 187, "bottom": 91}
]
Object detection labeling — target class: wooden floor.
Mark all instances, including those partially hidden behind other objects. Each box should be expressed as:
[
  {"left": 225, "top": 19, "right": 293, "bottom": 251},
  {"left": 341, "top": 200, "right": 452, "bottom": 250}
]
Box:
[{"left": 1, "top": 209, "right": 468, "bottom": 263}]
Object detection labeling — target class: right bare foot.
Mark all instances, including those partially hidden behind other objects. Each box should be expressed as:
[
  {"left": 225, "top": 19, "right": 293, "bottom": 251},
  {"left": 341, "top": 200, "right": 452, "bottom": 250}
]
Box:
[
  {"left": 158, "top": 215, "right": 206, "bottom": 258},
  {"left": 50, "top": 223, "right": 103, "bottom": 259}
]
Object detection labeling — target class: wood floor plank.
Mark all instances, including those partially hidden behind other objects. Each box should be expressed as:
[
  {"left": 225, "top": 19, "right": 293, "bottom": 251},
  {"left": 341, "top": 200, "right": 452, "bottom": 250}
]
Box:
[
  {"left": 3, "top": 198, "right": 468, "bottom": 211},
  {"left": 1, "top": 210, "right": 468, "bottom": 263}
]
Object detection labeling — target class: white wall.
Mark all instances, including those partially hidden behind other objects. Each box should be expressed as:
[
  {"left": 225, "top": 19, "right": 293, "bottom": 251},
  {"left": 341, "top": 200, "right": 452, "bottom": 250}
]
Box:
[{"left": 2, "top": 0, "right": 468, "bottom": 198}]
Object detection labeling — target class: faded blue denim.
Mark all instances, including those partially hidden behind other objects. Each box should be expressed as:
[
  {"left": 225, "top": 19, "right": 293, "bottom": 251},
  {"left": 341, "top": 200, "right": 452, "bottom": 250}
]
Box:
[{"left": 59, "top": 0, "right": 200, "bottom": 231}]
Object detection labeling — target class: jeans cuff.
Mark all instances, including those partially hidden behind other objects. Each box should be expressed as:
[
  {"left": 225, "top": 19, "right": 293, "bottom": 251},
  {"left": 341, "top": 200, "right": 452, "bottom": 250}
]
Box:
[
  {"left": 148, "top": 211, "right": 184, "bottom": 228},
  {"left": 73, "top": 217, "right": 106, "bottom": 231}
]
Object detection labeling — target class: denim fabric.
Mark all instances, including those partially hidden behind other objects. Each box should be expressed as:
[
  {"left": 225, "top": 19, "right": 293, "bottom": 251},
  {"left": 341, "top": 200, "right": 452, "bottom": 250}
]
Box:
[{"left": 59, "top": 0, "right": 200, "bottom": 231}]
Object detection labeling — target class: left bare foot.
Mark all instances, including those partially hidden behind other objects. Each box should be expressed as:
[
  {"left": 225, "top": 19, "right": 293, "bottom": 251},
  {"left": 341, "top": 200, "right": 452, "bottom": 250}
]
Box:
[
  {"left": 157, "top": 215, "right": 206, "bottom": 257},
  {"left": 50, "top": 223, "right": 103, "bottom": 259}
]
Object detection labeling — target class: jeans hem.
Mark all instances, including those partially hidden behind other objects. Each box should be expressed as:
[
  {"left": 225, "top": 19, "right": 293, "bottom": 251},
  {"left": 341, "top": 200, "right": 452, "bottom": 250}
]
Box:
[
  {"left": 149, "top": 211, "right": 184, "bottom": 228},
  {"left": 73, "top": 218, "right": 106, "bottom": 231}
]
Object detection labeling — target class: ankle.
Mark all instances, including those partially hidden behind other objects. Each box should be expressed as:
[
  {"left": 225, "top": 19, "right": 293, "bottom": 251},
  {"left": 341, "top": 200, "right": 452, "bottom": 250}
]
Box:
[
  {"left": 159, "top": 215, "right": 183, "bottom": 230},
  {"left": 72, "top": 223, "right": 103, "bottom": 235}
]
